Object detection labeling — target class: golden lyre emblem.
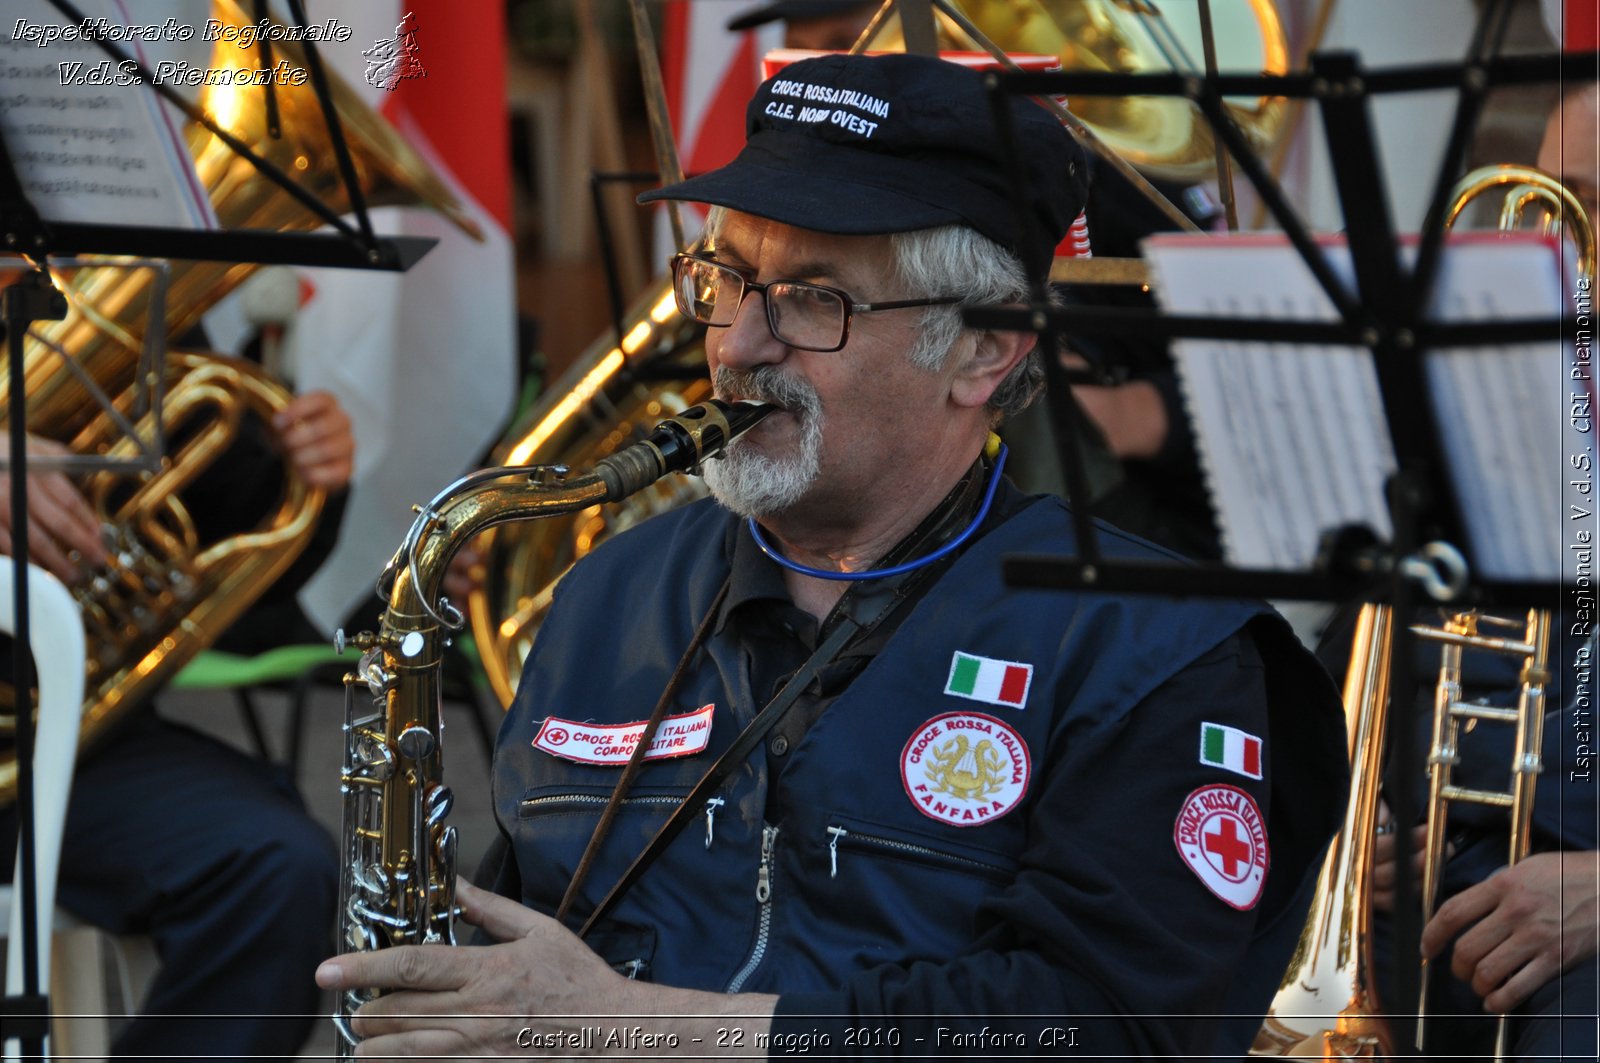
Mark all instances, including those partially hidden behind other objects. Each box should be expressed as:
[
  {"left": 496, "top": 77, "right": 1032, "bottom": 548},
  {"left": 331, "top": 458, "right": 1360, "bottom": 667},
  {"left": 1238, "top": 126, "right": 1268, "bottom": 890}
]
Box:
[{"left": 924, "top": 735, "right": 1007, "bottom": 801}]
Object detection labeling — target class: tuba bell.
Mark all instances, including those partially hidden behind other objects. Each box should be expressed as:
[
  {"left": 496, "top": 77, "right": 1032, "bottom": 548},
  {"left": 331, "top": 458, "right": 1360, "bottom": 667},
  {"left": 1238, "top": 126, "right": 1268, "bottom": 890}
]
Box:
[{"left": 0, "top": 0, "right": 479, "bottom": 805}]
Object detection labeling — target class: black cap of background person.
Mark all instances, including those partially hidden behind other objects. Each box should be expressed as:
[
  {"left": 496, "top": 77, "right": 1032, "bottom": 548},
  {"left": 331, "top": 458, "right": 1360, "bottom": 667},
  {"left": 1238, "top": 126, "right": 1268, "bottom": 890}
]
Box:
[
  {"left": 639, "top": 53, "right": 1089, "bottom": 275},
  {"left": 726, "top": 1, "right": 877, "bottom": 32}
]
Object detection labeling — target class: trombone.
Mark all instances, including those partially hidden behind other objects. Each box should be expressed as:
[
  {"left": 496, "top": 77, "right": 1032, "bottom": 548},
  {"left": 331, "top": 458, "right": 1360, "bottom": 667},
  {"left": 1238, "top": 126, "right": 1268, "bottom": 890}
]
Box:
[
  {"left": 1252, "top": 166, "right": 1590, "bottom": 1059},
  {"left": 1411, "top": 610, "right": 1554, "bottom": 1059},
  {"left": 1401, "top": 163, "right": 1590, "bottom": 1060}
]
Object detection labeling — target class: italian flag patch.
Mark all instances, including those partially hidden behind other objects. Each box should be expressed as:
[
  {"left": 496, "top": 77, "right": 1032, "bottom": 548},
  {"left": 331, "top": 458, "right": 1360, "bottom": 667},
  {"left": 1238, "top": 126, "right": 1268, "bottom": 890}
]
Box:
[
  {"left": 944, "top": 651, "right": 1032, "bottom": 708},
  {"left": 1200, "top": 722, "right": 1263, "bottom": 780}
]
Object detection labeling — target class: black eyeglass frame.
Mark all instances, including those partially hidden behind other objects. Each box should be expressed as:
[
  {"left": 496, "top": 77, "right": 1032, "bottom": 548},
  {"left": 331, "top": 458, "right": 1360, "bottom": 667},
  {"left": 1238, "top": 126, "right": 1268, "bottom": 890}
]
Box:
[{"left": 670, "top": 251, "right": 963, "bottom": 353}]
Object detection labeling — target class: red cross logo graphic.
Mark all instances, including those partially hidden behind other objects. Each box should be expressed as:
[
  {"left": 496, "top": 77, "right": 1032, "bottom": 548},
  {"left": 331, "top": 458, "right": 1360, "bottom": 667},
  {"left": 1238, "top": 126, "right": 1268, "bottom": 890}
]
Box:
[{"left": 1203, "top": 817, "right": 1252, "bottom": 880}]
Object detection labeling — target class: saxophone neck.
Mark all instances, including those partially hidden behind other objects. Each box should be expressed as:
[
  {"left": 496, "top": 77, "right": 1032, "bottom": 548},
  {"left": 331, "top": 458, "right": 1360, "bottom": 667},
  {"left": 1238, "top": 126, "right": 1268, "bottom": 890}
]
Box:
[
  {"left": 381, "top": 466, "right": 611, "bottom": 632},
  {"left": 377, "top": 398, "right": 774, "bottom": 630}
]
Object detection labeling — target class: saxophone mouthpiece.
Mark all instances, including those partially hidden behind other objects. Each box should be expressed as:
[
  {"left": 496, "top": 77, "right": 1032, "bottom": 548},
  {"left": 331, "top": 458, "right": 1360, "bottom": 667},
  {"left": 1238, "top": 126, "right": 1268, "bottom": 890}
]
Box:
[{"left": 594, "top": 399, "right": 775, "bottom": 501}]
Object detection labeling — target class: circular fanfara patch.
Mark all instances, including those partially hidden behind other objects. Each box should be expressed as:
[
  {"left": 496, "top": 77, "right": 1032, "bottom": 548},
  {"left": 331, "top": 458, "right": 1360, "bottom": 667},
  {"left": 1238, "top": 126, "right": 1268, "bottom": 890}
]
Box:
[
  {"left": 1173, "top": 784, "right": 1269, "bottom": 910},
  {"left": 900, "top": 712, "right": 1031, "bottom": 827}
]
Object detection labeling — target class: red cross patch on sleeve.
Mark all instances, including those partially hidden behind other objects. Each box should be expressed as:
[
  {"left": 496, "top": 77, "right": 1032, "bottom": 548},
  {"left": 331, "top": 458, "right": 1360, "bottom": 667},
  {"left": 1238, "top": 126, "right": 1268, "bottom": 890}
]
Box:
[{"left": 1173, "top": 784, "right": 1269, "bottom": 910}]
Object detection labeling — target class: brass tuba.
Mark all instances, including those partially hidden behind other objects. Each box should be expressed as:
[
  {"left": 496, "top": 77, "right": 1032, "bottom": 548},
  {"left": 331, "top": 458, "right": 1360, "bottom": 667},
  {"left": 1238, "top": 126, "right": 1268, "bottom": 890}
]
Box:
[
  {"left": 0, "top": 0, "right": 478, "bottom": 804},
  {"left": 467, "top": 282, "right": 711, "bottom": 708},
  {"left": 870, "top": 0, "right": 1289, "bottom": 182}
]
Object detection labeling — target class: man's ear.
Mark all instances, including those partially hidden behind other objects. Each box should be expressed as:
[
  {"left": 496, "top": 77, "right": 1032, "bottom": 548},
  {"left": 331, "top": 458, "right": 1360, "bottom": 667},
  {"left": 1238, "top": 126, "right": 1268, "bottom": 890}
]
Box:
[{"left": 949, "top": 329, "right": 1035, "bottom": 410}]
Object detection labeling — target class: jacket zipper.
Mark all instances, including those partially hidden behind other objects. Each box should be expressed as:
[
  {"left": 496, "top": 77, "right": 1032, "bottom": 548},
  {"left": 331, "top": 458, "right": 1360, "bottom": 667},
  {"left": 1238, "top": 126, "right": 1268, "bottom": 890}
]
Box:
[
  {"left": 704, "top": 796, "right": 725, "bottom": 849},
  {"left": 519, "top": 793, "right": 685, "bottom": 814},
  {"left": 725, "top": 824, "right": 779, "bottom": 992},
  {"left": 825, "top": 825, "right": 1009, "bottom": 878}
]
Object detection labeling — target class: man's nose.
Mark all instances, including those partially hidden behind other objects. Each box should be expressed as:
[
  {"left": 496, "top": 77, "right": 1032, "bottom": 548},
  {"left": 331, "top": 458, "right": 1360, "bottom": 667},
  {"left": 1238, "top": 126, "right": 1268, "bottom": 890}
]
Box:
[{"left": 709, "top": 287, "right": 786, "bottom": 370}]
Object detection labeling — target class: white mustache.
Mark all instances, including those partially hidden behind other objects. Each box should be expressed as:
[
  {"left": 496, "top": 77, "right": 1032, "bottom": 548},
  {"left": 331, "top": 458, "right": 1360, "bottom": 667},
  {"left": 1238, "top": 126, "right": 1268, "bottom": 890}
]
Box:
[{"left": 712, "top": 366, "right": 821, "bottom": 418}]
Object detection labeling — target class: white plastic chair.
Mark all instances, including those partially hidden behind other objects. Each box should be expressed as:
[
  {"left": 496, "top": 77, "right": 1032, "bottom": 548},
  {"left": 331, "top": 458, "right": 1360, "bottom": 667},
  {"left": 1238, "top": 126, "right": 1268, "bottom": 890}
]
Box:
[{"left": 0, "top": 560, "right": 90, "bottom": 1060}]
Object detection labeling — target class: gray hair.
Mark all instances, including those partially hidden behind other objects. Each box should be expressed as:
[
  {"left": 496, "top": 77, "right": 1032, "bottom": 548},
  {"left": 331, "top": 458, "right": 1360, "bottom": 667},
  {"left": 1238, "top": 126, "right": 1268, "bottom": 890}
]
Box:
[
  {"left": 701, "top": 208, "right": 1044, "bottom": 419},
  {"left": 887, "top": 225, "right": 1041, "bottom": 419}
]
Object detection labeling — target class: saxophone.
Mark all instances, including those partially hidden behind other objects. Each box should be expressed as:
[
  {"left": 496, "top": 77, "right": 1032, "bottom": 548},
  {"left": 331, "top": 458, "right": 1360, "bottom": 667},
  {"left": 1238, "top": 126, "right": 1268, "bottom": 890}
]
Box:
[{"left": 332, "top": 398, "right": 772, "bottom": 1052}]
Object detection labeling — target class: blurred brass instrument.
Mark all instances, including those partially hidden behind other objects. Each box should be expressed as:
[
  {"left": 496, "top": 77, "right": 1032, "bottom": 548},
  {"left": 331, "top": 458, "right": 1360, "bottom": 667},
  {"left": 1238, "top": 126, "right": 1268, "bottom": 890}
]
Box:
[
  {"left": 1447, "top": 163, "right": 1596, "bottom": 282},
  {"left": 1250, "top": 602, "right": 1396, "bottom": 1058},
  {"left": 868, "top": 0, "right": 1289, "bottom": 182},
  {"left": 0, "top": 0, "right": 477, "bottom": 805},
  {"left": 467, "top": 283, "right": 711, "bottom": 708},
  {"left": 1252, "top": 165, "right": 1588, "bottom": 1058}
]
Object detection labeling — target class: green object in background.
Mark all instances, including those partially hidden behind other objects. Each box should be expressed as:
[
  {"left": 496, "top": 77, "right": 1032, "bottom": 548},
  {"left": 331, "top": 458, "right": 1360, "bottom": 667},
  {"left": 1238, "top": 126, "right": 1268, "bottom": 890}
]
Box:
[{"left": 172, "top": 644, "right": 344, "bottom": 689}]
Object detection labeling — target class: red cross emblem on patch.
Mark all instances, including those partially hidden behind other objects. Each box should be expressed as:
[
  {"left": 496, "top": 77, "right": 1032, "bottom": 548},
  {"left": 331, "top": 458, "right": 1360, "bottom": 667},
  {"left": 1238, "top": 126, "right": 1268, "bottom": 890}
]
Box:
[{"left": 1173, "top": 783, "right": 1269, "bottom": 910}]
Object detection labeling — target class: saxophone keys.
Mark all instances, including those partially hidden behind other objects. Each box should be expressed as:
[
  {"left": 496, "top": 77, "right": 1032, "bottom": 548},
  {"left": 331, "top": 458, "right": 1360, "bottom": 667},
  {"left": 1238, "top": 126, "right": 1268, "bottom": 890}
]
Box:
[
  {"left": 424, "top": 785, "right": 454, "bottom": 825},
  {"left": 357, "top": 648, "right": 392, "bottom": 698},
  {"left": 396, "top": 724, "right": 436, "bottom": 761}
]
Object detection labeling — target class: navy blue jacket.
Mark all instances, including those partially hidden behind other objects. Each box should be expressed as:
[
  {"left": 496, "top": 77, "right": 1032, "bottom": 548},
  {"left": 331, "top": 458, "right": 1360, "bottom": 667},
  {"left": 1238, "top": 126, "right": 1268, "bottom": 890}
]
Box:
[{"left": 494, "top": 492, "right": 1347, "bottom": 1057}]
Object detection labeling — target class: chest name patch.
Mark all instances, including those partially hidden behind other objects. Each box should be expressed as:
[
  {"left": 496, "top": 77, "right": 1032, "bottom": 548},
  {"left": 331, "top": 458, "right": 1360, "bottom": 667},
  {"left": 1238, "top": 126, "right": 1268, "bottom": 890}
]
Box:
[
  {"left": 901, "top": 711, "right": 1031, "bottom": 827},
  {"left": 532, "top": 704, "right": 714, "bottom": 765},
  {"left": 1174, "top": 784, "right": 1269, "bottom": 910}
]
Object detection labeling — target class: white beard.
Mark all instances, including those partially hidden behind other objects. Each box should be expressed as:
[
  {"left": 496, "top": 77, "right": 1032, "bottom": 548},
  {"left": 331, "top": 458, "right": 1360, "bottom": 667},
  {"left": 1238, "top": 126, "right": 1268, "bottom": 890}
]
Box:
[{"left": 702, "top": 366, "right": 825, "bottom": 519}]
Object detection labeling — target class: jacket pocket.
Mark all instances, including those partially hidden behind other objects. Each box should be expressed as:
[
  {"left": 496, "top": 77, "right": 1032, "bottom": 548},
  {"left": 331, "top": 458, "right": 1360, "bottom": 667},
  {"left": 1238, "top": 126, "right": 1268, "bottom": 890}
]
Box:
[
  {"left": 583, "top": 923, "right": 658, "bottom": 981},
  {"left": 821, "top": 811, "right": 1017, "bottom": 881},
  {"left": 517, "top": 788, "right": 689, "bottom": 820}
]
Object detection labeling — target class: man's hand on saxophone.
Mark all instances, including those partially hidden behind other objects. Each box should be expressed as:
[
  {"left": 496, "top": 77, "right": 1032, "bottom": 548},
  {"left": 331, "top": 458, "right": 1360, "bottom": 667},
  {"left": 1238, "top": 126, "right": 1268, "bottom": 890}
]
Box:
[{"left": 315, "top": 878, "right": 776, "bottom": 1056}]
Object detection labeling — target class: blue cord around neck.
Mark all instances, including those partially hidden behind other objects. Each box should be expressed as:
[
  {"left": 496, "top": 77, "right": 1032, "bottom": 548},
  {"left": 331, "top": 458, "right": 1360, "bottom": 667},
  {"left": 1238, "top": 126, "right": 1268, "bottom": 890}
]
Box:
[{"left": 745, "top": 445, "right": 1008, "bottom": 582}]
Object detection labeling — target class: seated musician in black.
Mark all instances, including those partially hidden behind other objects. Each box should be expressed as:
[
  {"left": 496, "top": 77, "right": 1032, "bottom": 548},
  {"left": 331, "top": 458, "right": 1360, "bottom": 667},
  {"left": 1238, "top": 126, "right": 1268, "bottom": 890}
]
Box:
[{"left": 0, "top": 380, "right": 351, "bottom": 1059}]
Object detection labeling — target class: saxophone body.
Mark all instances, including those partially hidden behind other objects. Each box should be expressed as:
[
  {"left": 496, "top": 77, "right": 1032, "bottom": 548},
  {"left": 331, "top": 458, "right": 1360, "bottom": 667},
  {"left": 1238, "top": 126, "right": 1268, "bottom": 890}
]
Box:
[{"left": 333, "top": 399, "right": 772, "bottom": 1053}]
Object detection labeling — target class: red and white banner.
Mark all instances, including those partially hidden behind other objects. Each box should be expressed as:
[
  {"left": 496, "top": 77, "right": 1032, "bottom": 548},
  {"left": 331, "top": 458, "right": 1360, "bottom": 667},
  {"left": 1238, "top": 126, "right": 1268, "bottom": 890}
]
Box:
[
  {"left": 1543, "top": 0, "right": 1599, "bottom": 50},
  {"left": 282, "top": 0, "right": 518, "bottom": 632},
  {"left": 654, "top": 1, "right": 777, "bottom": 256}
]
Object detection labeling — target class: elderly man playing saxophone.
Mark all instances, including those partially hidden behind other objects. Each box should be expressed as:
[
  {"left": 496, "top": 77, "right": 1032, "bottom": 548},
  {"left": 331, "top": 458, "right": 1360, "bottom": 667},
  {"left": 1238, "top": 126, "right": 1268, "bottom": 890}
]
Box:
[{"left": 318, "top": 52, "right": 1347, "bottom": 1058}]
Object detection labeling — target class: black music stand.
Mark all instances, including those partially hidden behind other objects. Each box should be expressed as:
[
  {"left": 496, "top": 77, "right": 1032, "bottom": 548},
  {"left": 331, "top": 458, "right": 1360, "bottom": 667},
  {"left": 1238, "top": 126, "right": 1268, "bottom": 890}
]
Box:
[
  {"left": 0, "top": 2, "right": 442, "bottom": 1056},
  {"left": 966, "top": 0, "right": 1594, "bottom": 1053}
]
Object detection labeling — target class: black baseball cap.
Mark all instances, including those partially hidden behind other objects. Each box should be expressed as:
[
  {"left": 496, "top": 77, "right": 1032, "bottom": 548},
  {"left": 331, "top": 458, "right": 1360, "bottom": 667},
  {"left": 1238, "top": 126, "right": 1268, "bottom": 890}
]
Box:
[
  {"left": 638, "top": 53, "right": 1089, "bottom": 271},
  {"left": 726, "top": 2, "right": 877, "bottom": 32}
]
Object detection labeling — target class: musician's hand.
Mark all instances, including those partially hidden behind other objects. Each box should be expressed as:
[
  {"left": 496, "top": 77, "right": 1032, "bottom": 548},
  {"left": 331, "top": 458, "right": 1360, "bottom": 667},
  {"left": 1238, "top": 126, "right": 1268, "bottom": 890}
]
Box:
[
  {"left": 1421, "top": 851, "right": 1600, "bottom": 1014},
  {"left": 274, "top": 390, "right": 354, "bottom": 490},
  {"left": 0, "top": 435, "right": 107, "bottom": 582},
  {"left": 442, "top": 541, "right": 485, "bottom": 612},
  {"left": 316, "top": 878, "right": 775, "bottom": 1057},
  {"left": 1371, "top": 799, "right": 1431, "bottom": 913},
  {"left": 1061, "top": 354, "right": 1168, "bottom": 460}
]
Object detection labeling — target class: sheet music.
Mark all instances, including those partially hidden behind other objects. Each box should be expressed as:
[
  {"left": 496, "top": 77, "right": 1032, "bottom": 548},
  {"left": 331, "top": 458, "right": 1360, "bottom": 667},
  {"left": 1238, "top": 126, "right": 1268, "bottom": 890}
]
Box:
[
  {"left": 0, "top": 0, "right": 215, "bottom": 231},
  {"left": 1145, "top": 232, "right": 1577, "bottom": 583}
]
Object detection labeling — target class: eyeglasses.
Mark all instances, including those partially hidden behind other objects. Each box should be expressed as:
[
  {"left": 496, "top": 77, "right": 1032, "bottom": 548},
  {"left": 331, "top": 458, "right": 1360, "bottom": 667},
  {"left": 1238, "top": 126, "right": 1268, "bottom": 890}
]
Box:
[{"left": 670, "top": 252, "right": 962, "bottom": 353}]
